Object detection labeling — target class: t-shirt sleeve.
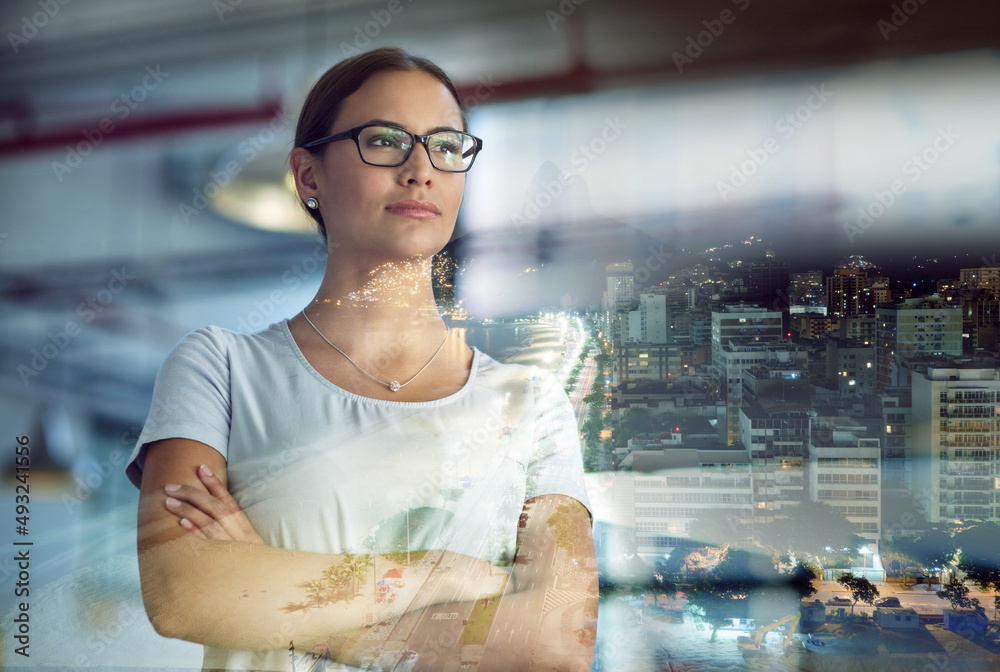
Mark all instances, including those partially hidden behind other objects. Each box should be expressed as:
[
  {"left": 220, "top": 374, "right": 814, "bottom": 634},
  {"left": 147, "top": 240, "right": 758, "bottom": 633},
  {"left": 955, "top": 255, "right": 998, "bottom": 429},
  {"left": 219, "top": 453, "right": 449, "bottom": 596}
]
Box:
[
  {"left": 524, "top": 369, "right": 592, "bottom": 516},
  {"left": 124, "top": 326, "right": 232, "bottom": 489}
]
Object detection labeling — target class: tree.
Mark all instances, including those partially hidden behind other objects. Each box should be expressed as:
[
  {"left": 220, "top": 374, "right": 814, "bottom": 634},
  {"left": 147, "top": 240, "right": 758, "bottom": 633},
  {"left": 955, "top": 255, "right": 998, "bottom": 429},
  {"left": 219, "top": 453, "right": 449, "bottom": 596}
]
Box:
[
  {"left": 546, "top": 502, "right": 592, "bottom": 560},
  {"left": 685, "top": 581, "right": 737, "bottom": 642},
  {"left": 937, "top": 579, "right": 981, "bottom": 610},
  {"left": 613, "top": 408, "right": 655, "bottom": 445},
  {"left": 341, "top": 552, "right": 373, "bottom": 596},
  {"left": 787, "top": 562, "right": 819, "bottom": 601},
  {"left": 650, "top": 570, "right": 677, "bottom": 608},
  {"left": 895, "top": 529, "right": 957, "bottom": 587},
  {"left": 756, "top": 501, "right": 865, "bottom": 563},
  {"left": 836, "top": 574, "right": 879, "bottom": 615},
  {"left": 954, "top": 522, "right": 1000, "bottom": 592},
  {"left": 683, "top": 548, "right": 804, "bottom": 641}
]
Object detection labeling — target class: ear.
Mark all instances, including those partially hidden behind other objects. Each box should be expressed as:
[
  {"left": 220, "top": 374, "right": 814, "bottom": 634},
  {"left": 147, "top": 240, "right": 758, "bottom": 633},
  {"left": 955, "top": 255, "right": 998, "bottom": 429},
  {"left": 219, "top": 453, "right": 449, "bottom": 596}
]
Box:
[{"left": 290, "top": 147, "right": 321, "bottom": 201}]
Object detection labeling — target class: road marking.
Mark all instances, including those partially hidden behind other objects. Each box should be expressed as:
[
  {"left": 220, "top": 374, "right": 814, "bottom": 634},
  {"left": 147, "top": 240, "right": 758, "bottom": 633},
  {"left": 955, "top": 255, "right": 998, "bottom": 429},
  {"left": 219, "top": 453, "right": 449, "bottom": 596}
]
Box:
[
  {"left": 431, "top": 612, "right": 459, "bottom": 620},
  {"left": 543, "top": 588, "right": 593, "bottom": 614}
]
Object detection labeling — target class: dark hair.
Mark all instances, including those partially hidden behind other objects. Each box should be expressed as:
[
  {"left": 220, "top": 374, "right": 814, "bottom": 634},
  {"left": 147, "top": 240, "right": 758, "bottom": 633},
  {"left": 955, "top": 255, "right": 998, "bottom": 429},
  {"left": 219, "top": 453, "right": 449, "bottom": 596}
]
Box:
[{"left": 293, "top": 47, "right": 467, "bottom": 242}]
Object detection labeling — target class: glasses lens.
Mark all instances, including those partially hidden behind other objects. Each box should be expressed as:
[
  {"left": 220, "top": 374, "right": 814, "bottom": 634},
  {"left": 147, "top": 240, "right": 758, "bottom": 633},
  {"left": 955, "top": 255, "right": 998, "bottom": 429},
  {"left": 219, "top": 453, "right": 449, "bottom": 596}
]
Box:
[
  {"left": 427, "top": 131, "right": 477, "bottom": 172},
  {"left": 358, "top": 126, "right": 413, "bottom": 166}
]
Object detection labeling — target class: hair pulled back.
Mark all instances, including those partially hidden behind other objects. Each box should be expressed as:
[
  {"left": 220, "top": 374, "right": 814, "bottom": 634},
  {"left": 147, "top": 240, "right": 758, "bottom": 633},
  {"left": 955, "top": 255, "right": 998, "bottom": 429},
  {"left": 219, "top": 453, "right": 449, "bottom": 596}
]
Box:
[{"left": 293, "top": 47, "right": 467, "bottom": 242}]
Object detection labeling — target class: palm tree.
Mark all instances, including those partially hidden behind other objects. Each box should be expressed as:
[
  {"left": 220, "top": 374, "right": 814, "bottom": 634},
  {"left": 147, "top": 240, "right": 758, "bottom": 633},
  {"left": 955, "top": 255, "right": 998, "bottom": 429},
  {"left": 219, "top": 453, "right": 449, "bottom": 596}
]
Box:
[{"left": 341, "top": 552, "right": 374, "bottom": 596}]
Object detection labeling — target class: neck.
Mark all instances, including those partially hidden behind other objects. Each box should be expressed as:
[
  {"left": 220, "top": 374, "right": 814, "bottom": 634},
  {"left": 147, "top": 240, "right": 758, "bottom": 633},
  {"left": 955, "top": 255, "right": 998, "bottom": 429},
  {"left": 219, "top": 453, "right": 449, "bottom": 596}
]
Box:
[{"left": 303, "top": 255, "right": 444, "bottom": 345}]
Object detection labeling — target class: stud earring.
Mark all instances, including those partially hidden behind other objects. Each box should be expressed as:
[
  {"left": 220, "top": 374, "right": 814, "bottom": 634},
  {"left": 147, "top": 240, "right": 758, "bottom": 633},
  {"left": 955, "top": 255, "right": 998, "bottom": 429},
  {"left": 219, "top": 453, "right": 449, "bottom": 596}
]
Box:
[{"left": 306, "top": 197, "right": 319, "bottom": 210}]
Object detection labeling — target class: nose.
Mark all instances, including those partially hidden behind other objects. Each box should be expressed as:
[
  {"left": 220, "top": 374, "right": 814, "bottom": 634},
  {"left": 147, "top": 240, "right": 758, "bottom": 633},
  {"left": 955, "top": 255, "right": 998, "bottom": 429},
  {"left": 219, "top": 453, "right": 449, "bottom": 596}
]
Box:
[{"left": 398, "top": 140, "right": 434, "bottom": 186}]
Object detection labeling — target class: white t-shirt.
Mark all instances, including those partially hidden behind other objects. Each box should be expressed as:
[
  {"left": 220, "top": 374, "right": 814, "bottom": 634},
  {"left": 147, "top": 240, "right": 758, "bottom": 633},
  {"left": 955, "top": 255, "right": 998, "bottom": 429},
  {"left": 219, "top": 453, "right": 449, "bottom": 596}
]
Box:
[{"left": 126, "top": 319, "right": 589, "bottom": 670}]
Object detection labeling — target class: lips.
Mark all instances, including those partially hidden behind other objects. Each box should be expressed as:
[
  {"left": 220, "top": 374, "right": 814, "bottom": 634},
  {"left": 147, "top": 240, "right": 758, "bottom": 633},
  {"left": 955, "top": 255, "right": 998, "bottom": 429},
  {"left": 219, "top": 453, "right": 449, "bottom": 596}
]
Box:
[{"left": 385, "top": 200, "right": 441, "bottom": 219}]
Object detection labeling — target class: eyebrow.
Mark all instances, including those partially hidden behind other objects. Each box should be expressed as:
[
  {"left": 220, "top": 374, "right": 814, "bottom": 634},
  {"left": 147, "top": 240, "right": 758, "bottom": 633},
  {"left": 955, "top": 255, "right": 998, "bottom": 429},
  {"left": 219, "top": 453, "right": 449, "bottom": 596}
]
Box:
[{"left": 363, "top": 118, "right": 464, "bottom": 134}]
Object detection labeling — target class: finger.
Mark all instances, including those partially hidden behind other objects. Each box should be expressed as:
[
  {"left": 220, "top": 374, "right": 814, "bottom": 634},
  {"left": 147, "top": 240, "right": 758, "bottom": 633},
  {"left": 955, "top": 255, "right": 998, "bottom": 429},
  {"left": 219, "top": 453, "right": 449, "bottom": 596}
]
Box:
[
  {"left": 178, "top": 516, "right": 209, "bottom": 540},
  {"left": 165, "top": 482, "right": 258, "bottom": 542},
  {"left": 196, "top": 464, "right": 234, "bottom": 502},
  {"left": 164, "top": 493, "right": 219, "bottom": 529},
  {"left": 164, "top": 482, "right": 238, "bottom": 524},
  {"left": 164, "top": 495, "right": 236, "bottom": 541}
]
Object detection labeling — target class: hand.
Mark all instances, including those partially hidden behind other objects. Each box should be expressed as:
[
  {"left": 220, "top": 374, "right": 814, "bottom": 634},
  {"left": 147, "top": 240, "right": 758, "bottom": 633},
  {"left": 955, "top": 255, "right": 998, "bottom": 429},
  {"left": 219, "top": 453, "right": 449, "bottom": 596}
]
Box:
[{"left": 163, "top": 464, "right": 265, "bottom": 545}]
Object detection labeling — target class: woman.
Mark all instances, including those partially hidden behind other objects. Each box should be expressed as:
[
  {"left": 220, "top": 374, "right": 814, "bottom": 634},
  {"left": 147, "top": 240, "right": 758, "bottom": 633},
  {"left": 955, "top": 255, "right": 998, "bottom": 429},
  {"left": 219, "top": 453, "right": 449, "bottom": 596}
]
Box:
[{"left": 127, "top": 48, "right": 596, "bottom": 671}]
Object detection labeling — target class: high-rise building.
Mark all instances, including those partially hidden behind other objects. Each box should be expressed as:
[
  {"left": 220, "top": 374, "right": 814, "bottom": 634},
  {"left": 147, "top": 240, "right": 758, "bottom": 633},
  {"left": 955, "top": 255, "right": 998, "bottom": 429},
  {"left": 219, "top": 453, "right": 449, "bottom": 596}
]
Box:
[
  {"left": 961, "top": 267, "right": 1000, "bottom": 297},
  {"left": 876, "top": 296, "right": 964, "bottom": 388},
  {"left": 826, "top": 339, "right": 877, "bottom": 395},
  {"left": 809, "top": 425, "right": 882, "bottom": 543},
  {"left": 738, "top": 365, "right": 812, "bottom": 523},
  {"left": 791, "top": 270, "right": 825, "bottom": 310},
  {"left": 910, "top": 362, "right": 1000, "bottom": 524},
  {"left": 711, "top": 305, "right": 786, "bottom": 444},
  {"left": 747, "top": 260, "right": 791, "bottom": 314},
  {"left": 711, "top": 305, "right": 784, "bottom": 368},
  {"left": 827, "top": 267, "right": 867, "bottom": 317},
  {"left": 867, "top": 389, "right": 913, "bottom": 495},
  {"left": 606, "top": 262, "right": 635, "bottom": 310},
  {"left": 640, "top": 293, "right": 668, "bottom": 344},
  {"left": 839, "top": 315, "right": 877, "bottom": 345},
  {"left": 616, "top": 343, "right": 679, "bottom": 387},
  {"left": 716, "top": 342, "right": 807, "bottom": 445}
]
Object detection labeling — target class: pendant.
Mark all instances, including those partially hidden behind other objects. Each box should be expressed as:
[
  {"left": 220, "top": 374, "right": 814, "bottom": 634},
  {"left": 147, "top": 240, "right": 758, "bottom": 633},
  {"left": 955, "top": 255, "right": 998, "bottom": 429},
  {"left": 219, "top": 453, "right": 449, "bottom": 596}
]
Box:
[{"left": 389, "top": 381, "right": 401, "bottom": 392}]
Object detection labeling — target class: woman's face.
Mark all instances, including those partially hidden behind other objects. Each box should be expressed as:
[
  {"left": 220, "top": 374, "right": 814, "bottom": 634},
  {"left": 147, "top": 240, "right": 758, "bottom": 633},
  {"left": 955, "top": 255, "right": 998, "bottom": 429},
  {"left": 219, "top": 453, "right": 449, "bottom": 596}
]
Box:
[{"left": 301, "top": 69, "right": 467, "bottom": 266}]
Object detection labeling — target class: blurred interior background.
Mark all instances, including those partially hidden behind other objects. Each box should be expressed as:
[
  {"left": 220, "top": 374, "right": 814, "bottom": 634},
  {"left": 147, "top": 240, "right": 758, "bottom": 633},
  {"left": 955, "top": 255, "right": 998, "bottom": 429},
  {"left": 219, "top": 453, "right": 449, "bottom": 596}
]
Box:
[{"left": 1, "top": 0, "right": 999, "bottom": 668}]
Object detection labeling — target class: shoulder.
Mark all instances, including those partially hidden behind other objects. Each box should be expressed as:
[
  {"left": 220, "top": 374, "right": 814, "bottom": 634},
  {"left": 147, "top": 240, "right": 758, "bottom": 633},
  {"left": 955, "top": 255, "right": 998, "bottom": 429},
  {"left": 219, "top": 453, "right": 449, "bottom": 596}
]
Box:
[
  {"left": 167, "top": 321, "right": 286, "bottom": 361},
  {"left": 155, "top": 321, "right": 290, "bottom": 387},
  {"left": 473, "top": 349, "right": 567, "bottom": 402}
]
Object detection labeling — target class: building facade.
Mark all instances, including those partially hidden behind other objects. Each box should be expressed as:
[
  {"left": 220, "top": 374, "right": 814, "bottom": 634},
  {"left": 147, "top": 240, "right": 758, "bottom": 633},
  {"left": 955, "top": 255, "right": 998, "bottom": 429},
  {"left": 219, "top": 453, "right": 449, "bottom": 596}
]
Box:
[
  {"left": 911, "top": 363, "right": 1000, "bottom": 524},
  {"left": 876, "top": 296, "right": 963, "bottom": 388}
]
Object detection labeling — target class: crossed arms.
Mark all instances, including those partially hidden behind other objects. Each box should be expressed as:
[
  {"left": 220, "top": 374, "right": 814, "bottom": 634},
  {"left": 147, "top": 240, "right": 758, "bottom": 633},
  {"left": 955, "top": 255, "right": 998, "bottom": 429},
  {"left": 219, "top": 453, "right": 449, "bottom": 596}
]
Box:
[{"left": 137, "top": 437, "right": 597, "bottom": 670}]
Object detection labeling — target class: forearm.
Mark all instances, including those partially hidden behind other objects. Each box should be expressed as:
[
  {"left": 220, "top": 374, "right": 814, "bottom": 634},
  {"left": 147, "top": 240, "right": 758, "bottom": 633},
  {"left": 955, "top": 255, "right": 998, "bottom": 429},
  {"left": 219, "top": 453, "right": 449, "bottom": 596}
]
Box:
[{"left": 140, "top": 532, "right": 492, "bottom": 653}]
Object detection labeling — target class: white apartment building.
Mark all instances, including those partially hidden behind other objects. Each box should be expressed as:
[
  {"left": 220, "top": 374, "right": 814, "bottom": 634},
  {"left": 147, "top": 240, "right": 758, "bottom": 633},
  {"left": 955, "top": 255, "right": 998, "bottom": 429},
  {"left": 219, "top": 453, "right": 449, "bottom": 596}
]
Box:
[
  {"left": 911, "top": 363, "right": 1000, "bottom": 524},
  {"left": 876, "top": 296, "right": 963, "bottom": 388},
  {"left": 606, "top": 262, "right": 635, "bottom": 310},
  {"left": 625, "top": 445, "right": 753, "bottom": 562},
  {"left": 809, "top": 424, "right": 882, "bottom": 544}
]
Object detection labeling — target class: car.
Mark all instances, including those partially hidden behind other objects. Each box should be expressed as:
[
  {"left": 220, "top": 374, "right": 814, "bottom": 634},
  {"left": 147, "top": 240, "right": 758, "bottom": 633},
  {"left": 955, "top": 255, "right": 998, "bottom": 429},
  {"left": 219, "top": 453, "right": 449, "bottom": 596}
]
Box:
[
  {"left": 827, "top": 596, "right": 852, "bottom": 606},
  {"left": 875, "top": 597, "right": 901, "bottom": 608},
  {"left": 808, "top": 632, "right": 838, "bottom": 647}
]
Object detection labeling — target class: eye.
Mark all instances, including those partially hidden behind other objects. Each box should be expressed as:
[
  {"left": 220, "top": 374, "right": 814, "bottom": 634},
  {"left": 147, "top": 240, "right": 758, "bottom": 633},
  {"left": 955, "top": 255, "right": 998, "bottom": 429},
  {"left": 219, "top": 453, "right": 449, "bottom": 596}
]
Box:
[
  {"left": 429, "top": 133, "right": 463, "bottom": 156},
  {"left": 365, "top": 128, "right": 410, "bottom": 151}
]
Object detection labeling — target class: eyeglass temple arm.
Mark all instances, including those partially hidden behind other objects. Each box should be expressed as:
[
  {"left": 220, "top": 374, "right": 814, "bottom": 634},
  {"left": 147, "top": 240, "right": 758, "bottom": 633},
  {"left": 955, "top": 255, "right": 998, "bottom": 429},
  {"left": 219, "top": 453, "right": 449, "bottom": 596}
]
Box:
[{"left": 462, "top": 139, "right": 482, "bottom": 159}]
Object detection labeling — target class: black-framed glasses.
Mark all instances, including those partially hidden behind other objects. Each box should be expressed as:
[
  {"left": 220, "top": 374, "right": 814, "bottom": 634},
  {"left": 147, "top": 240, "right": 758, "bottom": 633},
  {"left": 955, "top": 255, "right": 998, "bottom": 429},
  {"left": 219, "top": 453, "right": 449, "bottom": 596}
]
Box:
[{"left": 302, "top": 124, "right": 484, "bottom": 173}]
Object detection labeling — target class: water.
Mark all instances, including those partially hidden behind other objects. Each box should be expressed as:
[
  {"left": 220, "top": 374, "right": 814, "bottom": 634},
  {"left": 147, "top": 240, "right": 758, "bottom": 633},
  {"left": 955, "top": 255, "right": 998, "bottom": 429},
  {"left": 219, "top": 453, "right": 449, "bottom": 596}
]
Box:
[{"left": 454, "top": 323, "right": 532, "bottom": 361}]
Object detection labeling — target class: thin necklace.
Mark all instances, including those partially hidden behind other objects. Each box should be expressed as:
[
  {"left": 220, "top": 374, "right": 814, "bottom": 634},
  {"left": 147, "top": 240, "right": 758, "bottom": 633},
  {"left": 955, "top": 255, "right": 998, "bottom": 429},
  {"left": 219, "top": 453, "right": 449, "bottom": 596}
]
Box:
[{"left": 301, "top": 310, "right": 449, "bottom": 393}]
